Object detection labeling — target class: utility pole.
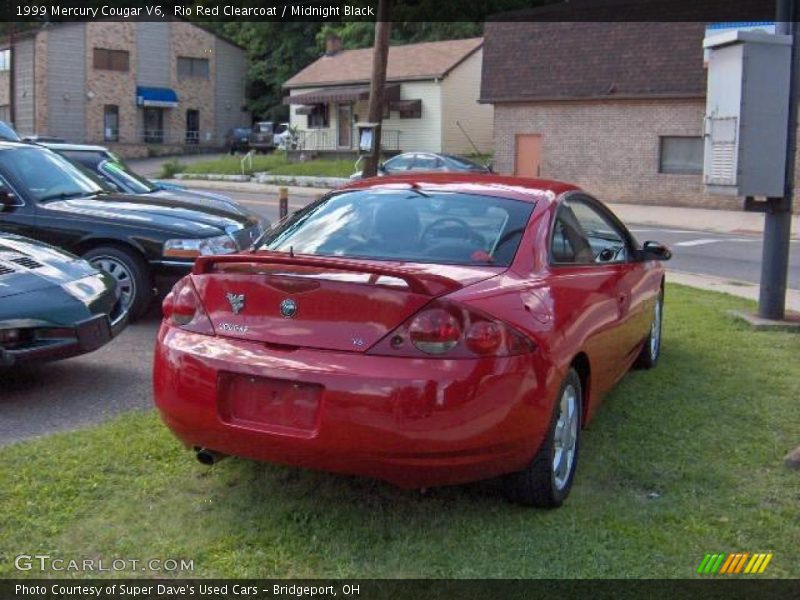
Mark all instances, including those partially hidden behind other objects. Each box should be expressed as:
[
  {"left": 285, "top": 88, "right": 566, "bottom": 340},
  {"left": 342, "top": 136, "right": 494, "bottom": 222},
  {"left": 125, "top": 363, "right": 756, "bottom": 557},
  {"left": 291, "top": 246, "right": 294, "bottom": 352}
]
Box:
[
  {"left": 760, "top": 0, "right": 798, "bottom": 319},
  {"left": 361, "top": 0, "right": 391, "bottom": 179}
]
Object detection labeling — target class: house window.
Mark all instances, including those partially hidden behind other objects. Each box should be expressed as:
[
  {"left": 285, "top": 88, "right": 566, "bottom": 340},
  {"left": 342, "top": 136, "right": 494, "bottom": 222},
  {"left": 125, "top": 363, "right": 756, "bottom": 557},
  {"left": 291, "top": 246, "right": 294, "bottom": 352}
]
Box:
[
  {"left": 0, "top": 49, "right": 10, "bottom": 72},
  {"left": 93, "top": 48, "right": 129, "bottom": 72},
  {"left": 307, "top": 104, "right": 329, "bottom": 129},
  {"left": 659, "top": 136, "right": 703, "bottom": 174},
  {"left": 103, "top": 105, "right": 119, "bottom": 141},
  {"left": 177, "top": 57, "right": 209, "bottom": 79}
]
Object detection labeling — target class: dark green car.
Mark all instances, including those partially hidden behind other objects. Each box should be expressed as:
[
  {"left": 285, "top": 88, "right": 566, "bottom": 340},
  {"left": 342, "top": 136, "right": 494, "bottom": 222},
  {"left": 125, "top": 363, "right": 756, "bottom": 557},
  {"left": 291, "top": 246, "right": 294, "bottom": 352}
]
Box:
[{"left": 0, "top": 233, "right": 127, "bottom": 366}]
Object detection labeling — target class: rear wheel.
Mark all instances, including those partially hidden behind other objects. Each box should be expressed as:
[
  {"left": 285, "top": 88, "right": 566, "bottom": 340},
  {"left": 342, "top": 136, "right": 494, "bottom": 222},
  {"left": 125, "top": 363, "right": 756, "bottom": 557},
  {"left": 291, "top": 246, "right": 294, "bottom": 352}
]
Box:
[
  {"left": 634, "top": 286, "right": 663, "bottom": 369},
  {"left": 83, "top": 245, "right": 152, "bottom": 320},
  {"left": 504, "top": 368, "right": 582, "bottom": 508}
]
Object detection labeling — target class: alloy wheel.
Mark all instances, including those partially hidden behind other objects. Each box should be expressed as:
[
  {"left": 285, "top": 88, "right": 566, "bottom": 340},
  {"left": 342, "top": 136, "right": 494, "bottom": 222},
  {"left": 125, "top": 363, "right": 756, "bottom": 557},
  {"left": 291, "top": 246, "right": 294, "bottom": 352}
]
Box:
[
  {"left": 552, "top": 383, "right": 579, "bottom": 490},
  {"left": 650, "top": 295, "right": 663, "bottom": 360}
]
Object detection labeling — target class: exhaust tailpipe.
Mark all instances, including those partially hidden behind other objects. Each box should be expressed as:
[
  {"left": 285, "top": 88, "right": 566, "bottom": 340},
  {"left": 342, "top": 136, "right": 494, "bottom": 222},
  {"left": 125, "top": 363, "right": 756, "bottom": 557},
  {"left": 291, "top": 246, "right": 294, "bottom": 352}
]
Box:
[{"left": 195, "top": 448, "right": 227, "bottom": 466}]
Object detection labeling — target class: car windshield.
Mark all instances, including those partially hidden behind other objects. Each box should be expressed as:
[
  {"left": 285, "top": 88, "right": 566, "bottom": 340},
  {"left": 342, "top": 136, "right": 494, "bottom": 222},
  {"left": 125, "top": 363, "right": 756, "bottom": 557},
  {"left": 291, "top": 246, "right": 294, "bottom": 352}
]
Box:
[
  {"left": 0, "top": 147, "right": 104, "bottom": 201},
  {"left": 0, "top": 121, "right": 21, "bottom": 142},
  {"left": 263, "top": 188, "right": 534, "bottom": 267},
  {"left": 100, "top": 160, "right": 157, "bottom": 194}
]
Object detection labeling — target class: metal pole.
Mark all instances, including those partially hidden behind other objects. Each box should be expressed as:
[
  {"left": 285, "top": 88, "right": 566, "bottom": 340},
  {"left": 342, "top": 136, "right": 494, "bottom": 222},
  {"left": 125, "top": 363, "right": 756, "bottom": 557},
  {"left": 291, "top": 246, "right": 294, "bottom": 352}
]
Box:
[
  {"left": 278, "top": 186, "right": 289, "bottom": 220},
  {"left": 759, "top": 0, "right": 797, "bottom": 319},
  {"left": 8, "top": 23, "right": 15, "bottom": 127}
]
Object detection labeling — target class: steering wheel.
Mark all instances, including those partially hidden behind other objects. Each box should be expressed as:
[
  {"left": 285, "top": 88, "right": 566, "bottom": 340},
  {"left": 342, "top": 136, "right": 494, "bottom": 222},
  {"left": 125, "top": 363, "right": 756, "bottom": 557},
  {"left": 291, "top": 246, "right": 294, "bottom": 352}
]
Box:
[{"left": 421, "top": 217, "right": 483, "bottom": 247}]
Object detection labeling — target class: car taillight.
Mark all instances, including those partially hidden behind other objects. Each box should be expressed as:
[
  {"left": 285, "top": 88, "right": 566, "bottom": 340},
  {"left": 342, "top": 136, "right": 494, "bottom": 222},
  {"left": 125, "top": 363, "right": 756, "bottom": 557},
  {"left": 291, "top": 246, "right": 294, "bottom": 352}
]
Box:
[
  {"left": 408, "top": 308, "right": 461, "bottom": 355},
  {"left": 163, "top": 277, "right": 214, "bottom": 335},
  {"left": 369, "top": 299, "right": 535, "bottom": 358}
]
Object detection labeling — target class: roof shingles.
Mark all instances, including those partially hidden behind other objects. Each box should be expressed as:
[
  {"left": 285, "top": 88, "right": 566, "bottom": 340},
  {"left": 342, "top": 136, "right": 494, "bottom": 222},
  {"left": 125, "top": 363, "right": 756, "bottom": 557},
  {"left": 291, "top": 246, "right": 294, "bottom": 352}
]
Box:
[
  {"left": 480, "top": 22, "right": 708, "bottom": 102},
  {"left": 285, "top": 37, "right": 483, "bottom": 88}
]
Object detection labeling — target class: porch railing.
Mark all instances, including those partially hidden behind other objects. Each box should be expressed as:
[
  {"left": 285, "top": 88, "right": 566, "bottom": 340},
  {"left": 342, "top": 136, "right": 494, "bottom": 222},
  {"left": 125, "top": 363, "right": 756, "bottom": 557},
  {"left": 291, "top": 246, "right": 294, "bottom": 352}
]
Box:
[{"left": 294, "top": 128, "right": 401, "bottom": 152}]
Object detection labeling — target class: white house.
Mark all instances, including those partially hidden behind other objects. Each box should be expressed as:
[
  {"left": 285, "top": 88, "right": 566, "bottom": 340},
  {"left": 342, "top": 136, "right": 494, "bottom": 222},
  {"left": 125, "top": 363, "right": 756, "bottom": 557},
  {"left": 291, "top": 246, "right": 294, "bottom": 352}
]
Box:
[{"left": 283, "top": 36, "right": 493, "bottom": 155}]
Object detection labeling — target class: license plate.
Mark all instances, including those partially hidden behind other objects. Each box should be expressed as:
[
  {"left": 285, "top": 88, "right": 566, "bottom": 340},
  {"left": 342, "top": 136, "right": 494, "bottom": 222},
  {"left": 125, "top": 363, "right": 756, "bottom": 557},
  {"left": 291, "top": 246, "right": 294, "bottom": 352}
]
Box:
[
  {"left": 218, "top": 373, "right": 322, "bottom": 433},
  {"left": 76, "top": 315, "right": 112, "bottom": 351}
]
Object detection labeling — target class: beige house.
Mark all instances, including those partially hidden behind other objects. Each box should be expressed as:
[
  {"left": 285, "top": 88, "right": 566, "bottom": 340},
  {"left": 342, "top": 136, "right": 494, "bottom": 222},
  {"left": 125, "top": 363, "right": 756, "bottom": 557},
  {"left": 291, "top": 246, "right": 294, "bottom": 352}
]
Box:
[
  {"left": 0, "top": 20, "right": 248, "bottom": 157},
  {"left": 283, "top": 36, "right": 493, "bottom": 156}
]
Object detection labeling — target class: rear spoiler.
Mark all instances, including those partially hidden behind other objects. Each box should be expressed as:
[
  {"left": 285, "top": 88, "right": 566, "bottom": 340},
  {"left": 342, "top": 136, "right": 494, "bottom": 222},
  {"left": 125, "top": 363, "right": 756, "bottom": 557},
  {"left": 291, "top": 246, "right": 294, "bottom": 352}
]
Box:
[{"left": 193, "top": 252, "right": 463, "bottom": 296}]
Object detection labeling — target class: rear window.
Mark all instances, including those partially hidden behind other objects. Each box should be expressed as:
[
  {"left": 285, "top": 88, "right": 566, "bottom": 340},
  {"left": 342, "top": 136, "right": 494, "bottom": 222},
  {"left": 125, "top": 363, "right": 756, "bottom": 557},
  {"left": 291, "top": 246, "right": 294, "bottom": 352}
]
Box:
[
  {"left": 264, "top": 189, "right": 534, "bottom": 267},
  {"left": 60, "top": 150, "right": 105, "bottom": 169}
]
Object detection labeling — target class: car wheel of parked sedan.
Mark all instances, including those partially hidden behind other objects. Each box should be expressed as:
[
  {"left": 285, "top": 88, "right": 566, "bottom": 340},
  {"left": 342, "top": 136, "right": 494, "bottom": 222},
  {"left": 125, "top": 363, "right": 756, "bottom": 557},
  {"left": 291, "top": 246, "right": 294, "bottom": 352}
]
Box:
[
  {"left": 83, "top": 245, "right": 152, "bottom": 320},
  {"left": 634, "top": 285, "right": 664, "bottom": 370},
  {"left": 505, "top": 368, "right": 582, "bottom": 508}
]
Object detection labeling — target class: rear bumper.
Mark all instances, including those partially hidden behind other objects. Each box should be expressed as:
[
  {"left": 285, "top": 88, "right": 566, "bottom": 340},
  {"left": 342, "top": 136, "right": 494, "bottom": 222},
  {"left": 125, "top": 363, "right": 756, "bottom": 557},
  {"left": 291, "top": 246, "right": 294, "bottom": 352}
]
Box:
[
  {"left": 0, "top": 309, "right": 128, "bottom": 367},
  {"left": 153, "top": 326, "right": 556, "bottom": 488}
]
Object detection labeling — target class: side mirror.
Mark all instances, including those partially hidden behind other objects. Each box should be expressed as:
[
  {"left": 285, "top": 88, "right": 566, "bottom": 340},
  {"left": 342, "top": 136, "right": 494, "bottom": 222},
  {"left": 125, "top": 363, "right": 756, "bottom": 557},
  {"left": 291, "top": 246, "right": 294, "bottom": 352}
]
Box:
[
  {"left": 485, "top": 162, "right": 494, "bottom": 173},
  {"left": 0, "top": 189, "right": 17, "bottom": 212},
  {"left": 378, "top": 162, "right": 386, "bottom": 172},
  {"left": 638, "top": 240, "right": 672, "bottom": 261}
]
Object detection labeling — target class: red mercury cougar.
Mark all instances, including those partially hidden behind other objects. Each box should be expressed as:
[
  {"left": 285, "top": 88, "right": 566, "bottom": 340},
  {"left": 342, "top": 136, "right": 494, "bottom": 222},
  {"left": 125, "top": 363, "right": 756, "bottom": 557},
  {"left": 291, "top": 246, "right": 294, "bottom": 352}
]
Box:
[{"left": 153, "top": 174, "right": 671, "bottom": 508}]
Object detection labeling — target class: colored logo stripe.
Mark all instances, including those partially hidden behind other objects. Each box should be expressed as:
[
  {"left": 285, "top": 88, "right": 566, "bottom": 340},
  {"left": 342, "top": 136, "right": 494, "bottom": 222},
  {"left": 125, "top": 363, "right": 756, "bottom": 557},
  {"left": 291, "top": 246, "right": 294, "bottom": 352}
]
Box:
[{"left": 699, "top": 553, "right": 773, "bottom": 575}]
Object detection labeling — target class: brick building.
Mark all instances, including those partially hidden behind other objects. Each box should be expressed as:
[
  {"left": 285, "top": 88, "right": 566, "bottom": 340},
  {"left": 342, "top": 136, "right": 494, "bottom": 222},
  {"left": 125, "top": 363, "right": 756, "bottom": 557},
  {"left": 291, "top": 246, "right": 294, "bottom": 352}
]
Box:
[
  {"left": 0, "top": 21, "right": 249, "bottom": 157},
  {"left": 480, "top": 21, "right": 794, "bottom": 210}
]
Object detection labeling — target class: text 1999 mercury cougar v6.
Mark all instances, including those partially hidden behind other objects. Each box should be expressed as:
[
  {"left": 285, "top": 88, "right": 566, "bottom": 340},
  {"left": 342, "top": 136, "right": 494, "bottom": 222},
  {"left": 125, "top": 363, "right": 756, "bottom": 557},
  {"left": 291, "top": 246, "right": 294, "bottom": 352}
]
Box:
[{"left": 153, "top": 174, "right": 671, "bottom": 507}]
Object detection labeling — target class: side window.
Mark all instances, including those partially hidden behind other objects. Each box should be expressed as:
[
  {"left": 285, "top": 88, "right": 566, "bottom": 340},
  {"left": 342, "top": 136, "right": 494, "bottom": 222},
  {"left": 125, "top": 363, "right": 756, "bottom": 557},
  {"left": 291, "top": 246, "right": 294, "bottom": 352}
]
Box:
[
  {"left": 0, "top": 174, "right": 23, "bottom": 206},
  {"left": 569, "top": 199, "right": 628, "bottom": 263},
  {"left": 384, "top": 154, "right": 413, "bottom": 172},
  {"left": 410, "top": 154, "right": 439, "bottom": 171},
  {"left": 551, "top": 204, "right": 593, "bottom": 264},
  {"left": 551, "top": 197, "right": 629, "bottom": 265}
]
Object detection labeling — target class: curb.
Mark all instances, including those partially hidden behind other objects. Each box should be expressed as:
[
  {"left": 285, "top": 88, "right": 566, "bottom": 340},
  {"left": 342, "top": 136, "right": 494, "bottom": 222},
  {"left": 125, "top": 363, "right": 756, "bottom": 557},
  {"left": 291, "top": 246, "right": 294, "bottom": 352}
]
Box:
[{"left": 176, "top": 172, "right": 349, "bottom": 189}]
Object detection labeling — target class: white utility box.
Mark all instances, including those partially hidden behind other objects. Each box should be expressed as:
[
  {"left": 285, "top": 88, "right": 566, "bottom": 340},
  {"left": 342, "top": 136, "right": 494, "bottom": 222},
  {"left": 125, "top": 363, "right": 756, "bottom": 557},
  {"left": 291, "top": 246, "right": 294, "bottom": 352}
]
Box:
[{"left": 703, "top": 30, "right": 792, "bottom": 197}]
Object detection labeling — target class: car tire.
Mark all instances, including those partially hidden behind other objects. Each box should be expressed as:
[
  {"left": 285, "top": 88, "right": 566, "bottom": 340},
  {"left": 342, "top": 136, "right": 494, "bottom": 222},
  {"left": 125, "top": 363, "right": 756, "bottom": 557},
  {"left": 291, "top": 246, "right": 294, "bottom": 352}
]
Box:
[
  {"left": 504, "top": 368, "right": 582, "bottom": 508},
  {"left": 83, "top": 245, "right": 152, "bottom": 321},
  {"left": 634, "top": 286, "right": 664, "bottom": 370}
]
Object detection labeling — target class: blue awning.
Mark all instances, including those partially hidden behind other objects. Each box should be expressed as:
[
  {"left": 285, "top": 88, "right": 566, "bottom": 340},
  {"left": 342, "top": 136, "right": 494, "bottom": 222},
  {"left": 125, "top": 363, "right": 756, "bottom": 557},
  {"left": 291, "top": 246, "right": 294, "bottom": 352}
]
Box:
[{"left": 136, "top": 86, "right": 179, "bottom": 108}]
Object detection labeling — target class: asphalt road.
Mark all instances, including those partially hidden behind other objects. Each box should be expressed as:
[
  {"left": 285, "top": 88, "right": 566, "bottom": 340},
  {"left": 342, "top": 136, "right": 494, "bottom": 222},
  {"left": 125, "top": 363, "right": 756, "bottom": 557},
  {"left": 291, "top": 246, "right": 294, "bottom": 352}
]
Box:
[
  {"left": 1, "top": 187, "right": 797, "bottom": 447},
  {"left": 0, "top": 312, "right": 161, "bottom": 446},
  {"left": 628, "top": 226, "right": 800, "bottom": 289}
]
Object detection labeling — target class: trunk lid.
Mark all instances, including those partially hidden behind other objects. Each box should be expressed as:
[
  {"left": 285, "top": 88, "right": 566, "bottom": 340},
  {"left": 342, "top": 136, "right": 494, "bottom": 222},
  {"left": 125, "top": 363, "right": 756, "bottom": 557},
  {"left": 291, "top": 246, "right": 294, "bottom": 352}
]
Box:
[{"left": 191, "top": 252, "right": 503, "bottom": 352}]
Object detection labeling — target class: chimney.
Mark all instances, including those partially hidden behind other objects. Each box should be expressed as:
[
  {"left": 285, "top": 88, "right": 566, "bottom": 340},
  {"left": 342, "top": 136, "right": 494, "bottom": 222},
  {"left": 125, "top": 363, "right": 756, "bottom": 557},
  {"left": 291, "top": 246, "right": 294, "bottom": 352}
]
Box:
[{"left": 325, "top": 34, "right": 342, "bottom": 56}]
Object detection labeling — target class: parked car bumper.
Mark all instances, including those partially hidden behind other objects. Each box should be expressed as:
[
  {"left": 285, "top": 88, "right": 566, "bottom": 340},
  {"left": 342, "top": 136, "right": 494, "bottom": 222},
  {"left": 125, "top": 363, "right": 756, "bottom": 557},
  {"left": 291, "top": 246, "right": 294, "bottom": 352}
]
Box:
[
  {"left": 153, "top": 325, "right": 556, "bottom": 488},
  {"left": 0, "top": 299, "right": 127, "bottom": 367}
]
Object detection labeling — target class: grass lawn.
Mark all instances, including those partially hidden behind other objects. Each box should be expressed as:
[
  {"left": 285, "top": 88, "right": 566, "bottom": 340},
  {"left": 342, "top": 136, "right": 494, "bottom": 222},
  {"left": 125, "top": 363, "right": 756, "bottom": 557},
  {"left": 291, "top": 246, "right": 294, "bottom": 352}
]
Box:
[
  {"left": 1, "top": 284, "right": 798, "bottom": 578},
  {"left": 175, "top": 154, "right": 356, "bottom": 178}
]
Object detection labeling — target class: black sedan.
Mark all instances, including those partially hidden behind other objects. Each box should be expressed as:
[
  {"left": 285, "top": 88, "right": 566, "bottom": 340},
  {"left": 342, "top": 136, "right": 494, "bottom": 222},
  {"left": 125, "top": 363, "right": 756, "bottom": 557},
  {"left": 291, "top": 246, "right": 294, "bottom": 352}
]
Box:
[
  {"left": 42, "top": 142, "right": 247, "bottom": 212},
  {"left": 0, "top": 142, "right": 264, "bottom": 319},
  {"left": 0, "top": 233, "right": 126, "bottom": 366}
]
